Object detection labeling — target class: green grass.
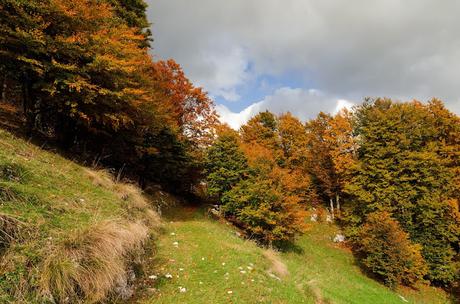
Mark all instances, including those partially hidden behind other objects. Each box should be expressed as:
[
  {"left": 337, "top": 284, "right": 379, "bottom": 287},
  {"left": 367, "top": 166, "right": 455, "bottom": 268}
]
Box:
[
  {"left": 0, "top": 128, "right": 453, "bottom": 303},
  {"left": 135, "top": 207, "right": 453, "bottom": 304},
  {"left": 0, "top": 129, "right": 157, "bottom": 302}
]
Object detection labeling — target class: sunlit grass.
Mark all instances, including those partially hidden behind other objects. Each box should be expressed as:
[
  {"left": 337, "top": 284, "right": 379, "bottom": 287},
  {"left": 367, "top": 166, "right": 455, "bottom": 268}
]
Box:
[{"left": 137, "top": 207, "right": 453, "bottom": 304}]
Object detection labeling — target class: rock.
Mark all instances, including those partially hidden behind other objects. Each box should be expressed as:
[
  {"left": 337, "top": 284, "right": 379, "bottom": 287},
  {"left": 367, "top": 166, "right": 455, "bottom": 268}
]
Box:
[
  {"left": 178, "top": 287, "right": 187, "bottom": 293},
  {"left": 310, "top": 214, "right": 318, "bottom": 222},
  {"left": 333, "top": 234, "right": 345, "bottom": 243},
  {"left": 398, "top": 295, "right": 409, "bottom": 302}
]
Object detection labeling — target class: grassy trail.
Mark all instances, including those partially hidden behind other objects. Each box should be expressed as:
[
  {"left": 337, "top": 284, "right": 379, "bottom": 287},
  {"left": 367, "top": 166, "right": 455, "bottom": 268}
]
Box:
[{"left": 134, "top": 206, "right": 452, "bottom": 304}]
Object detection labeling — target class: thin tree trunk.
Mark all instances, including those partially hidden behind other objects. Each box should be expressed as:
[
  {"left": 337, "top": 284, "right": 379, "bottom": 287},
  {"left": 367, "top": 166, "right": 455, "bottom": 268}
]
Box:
[
  {"left": 0, "top": 74, "right": 6, "bottom": 102},
  {"left": 336, "top": 193, "right": 340, "bottom": 216},
  {"left": 330, "top": 198, "right": 334, "bottom": 220}
]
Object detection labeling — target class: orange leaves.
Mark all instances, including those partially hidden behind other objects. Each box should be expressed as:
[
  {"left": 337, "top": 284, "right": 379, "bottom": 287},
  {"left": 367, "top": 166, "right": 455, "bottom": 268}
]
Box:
[
  {"left": 150, "top": 59, "right": 219, "bottom": 146},
  {"left": 357, "top": 211, "right": 427, "bottom": 287},
  {"left": 52, "top": 0, "right": 112, "bottom": 22}
]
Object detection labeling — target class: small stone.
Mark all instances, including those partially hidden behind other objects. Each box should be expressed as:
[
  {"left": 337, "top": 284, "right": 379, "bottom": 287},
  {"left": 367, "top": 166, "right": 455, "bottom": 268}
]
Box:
[
  {"left": 333, "top": 234, "right": 345, "bottom": 243},
  {"left": 165, "top": 273, "right": 173, "bottom": 279},
  {"left": 148, "top": 275, "right": 157, "bottom": 280},
  {"left": 178, "top": 287, "right": 187, "bottom": 293},
  {"left": 227, "top": 290, "right": 233, "bottom": 294},
  {"left": 310, "top": 214, "right": 318, "bottom": 222}
]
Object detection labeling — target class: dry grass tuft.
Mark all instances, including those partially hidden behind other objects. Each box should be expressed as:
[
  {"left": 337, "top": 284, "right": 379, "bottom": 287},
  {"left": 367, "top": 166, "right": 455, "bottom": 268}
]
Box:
[
  {"left": 40, "top": 220, "right": 149, "bottom": 303},
  {"left": 263, "top": 249, "right": 289, "bottom": 278},
  {"left": 114, "top": 183, "right": 149, "bottom": 209},
  {"left": 84, "top": 169, "right": 162, "bottom": 229},
  {"left": 84, "top": 169, "right": 115, "bottom": 189},
  {"left": 0, "top": 213, "right": 23, "bottom": 251}
]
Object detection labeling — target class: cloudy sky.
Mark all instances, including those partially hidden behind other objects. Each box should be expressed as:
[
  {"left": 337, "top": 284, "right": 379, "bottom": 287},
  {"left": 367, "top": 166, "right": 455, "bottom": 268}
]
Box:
[{"left": 146, "top": 1, "right": 460, "bottom": 129}]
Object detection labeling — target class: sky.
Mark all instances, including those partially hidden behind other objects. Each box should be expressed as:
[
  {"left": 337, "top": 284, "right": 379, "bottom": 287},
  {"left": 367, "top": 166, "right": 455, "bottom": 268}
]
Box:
[{"left": 146, "top": 1, "right": 460, "bottom": 129}]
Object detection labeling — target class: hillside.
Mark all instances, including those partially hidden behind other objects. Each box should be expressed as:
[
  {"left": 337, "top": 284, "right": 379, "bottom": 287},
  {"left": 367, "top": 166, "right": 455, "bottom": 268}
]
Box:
[
  {"left": 133, "top": 207, "right": 453, "bottom": 304},
  {"left": 0, "top": 126, "right": 455, "bottom": 303},
  {"left": 0, "top": 128, "right": 162, "bottom": 303}
]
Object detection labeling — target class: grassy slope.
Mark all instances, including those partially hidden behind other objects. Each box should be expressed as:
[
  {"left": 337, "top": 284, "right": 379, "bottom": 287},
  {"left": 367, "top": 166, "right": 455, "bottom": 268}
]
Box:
[
  {"left": 0, "top": 127, "right": 453, "bottom": 303},
  {"left": 136, "top": 207, "right": 452, "bottom": 304},
  {"left": 0, "top": 128, "right": 158, "bottom": 302}
]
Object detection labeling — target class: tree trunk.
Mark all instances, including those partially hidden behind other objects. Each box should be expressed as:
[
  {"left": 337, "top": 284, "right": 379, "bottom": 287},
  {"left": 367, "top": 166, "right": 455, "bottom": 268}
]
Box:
[
  {"left": 0, "top": 74, "right": 6, "bottom": 102},
  {"left": 22, "top": 76, "right": 35, "bottom": 136},
  {"left": 330, "top": 198, "right": 335, "bottom": 220},
  {"left": 336, "top": 193, "right": 340, "bottom": 216}
]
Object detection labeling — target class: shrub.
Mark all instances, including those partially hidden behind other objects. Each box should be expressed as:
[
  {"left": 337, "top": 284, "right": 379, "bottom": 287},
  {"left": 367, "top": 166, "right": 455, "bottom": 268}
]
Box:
[
  {"left": 221, "top": 175, "right": 307, "bottom": 245},
  {"left": 356, "top": 211, "right": 427, "bottom": 288}
]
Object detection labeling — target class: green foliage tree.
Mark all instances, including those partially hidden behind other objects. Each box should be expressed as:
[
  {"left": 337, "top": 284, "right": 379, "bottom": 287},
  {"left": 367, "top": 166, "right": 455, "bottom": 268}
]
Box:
[
  {"left": 221, "top": 170, "right": 307, "bottom": 245},
  {"left": 204, "top": 127, "right": 249, "bottom": 199},
  {"left": 357, "top": 211, "right": 427, "bottom": 288},
  {"left": 345, "top": 98, "right": 460, "bottom": 285}
]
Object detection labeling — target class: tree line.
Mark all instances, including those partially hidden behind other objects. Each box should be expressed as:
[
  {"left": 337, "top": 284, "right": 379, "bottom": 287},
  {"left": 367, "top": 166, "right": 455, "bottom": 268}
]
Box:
[
  {"left": 0, "top": 0, "right": 458, "bottom": 292},
  {"left": 0, "top": 0, "right": 217, "bottom": 193},
  {"left": 205, "top": 99, "right": 459, "bottom": 288}
]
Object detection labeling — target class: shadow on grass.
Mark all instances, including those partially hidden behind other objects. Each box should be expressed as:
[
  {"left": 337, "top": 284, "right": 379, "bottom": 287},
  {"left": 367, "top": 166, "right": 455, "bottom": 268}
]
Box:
[{"left": 276, "top": 239, "right": 305, "bottom": 254}]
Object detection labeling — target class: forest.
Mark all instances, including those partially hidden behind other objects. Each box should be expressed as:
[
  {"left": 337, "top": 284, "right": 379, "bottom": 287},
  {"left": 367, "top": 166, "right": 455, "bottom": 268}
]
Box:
[{"left": 0, "top": 0, "right": 459, "bottom": 303}]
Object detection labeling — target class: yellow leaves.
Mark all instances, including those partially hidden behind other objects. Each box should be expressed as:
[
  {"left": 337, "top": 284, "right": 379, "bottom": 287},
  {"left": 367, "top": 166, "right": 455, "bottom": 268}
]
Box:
[
  {"left": 63, "top": 76, "right": 97, "bottom": 94},
  {"left": 16, "top": 56, "right": 44, "bottom": 74},
  {"left": 51, "top": 58, "right": 77, "bottom": 72},
  {"left": 52, "top": 0, "right": 113, "bottom": 21}
]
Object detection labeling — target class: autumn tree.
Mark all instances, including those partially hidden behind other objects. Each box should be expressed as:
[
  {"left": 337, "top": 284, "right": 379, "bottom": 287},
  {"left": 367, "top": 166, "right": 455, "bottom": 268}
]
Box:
[
  {"left": 277, "top": 112, "right": 309, "bottom": 168},
  {"left": 0, "top": 0, "right": 218, "bottom": 193},
  {"left": 305, "top": 111, "right": 356, "bottom": 217},
  {"left": 221, "top": 140, "right": 309, "bottom": 245},
  {"left": 210, "top": 112, "right": 314, "bottom": 244},
  {"left": 357, "top": 211, "right": 427, "bottom": 288},
  {"left": 345, "top": 98, "right": 460, "bottom": 285},
  {"left": 107, "top": 0, "right": 152, "bottom": 46},
  {"left": 150, "top": 59, "right": 218, "bottom": 148},
  {"left": 240, "top": 111, "right": 278, "bottom": 150}
]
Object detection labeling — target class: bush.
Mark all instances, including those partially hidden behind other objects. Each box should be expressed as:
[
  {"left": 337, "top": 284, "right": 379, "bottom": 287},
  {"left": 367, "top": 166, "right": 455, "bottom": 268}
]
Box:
[
  {"left": 221, "top": 175, "right": 307, "bottom": 245},
  {"left": 356, "top": 211, "right": 427, "bottom": 288}
]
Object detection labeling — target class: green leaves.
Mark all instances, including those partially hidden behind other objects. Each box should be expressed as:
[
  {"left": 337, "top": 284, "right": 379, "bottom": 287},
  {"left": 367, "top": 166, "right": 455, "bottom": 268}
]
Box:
[
  {"left": 204, "top": 131, "right": 249, "bottom": 198},
  {"left": 346, "top": 98, "right": 460, "bottom": 285}
]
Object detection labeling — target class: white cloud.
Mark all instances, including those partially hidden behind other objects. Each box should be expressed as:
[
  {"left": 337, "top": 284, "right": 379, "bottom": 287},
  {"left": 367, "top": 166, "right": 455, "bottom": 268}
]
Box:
[
  {"left": 200, "top": 46, "right": 250, "bottom": 101},
  {"left": 147, "top": 0, "right": 460, "bottom": 115},
  {"left": 217, "top": 87, "right": 353, "bottom": 129},
  {"left": 334, "top": 99, "right": 355, "bottom": 114}
]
